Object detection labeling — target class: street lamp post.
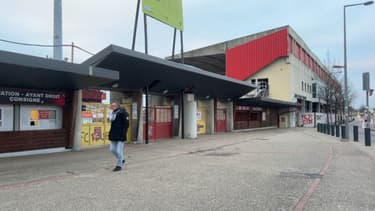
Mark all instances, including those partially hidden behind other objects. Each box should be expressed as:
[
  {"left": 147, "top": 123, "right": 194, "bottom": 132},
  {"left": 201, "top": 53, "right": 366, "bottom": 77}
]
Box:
[
  {"left": 363, "top": 72, "right": 373, "bottom": 128},
  {"left": 333, "top": 65, "right": 345, "bottom": 126},
  {"left": 342, "top": 1, "right": 373, "bottom": 139}
]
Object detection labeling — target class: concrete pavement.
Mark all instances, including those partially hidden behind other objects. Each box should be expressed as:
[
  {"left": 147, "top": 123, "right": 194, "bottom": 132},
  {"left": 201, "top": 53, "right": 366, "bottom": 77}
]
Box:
[{"left": 0, "top": 128, "right": 375, "bottom": 211}]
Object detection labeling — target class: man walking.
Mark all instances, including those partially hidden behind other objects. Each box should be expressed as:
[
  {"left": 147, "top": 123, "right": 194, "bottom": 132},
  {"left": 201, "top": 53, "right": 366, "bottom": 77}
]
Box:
[{"left": 109, "top": 102, "right": 129, "bottom": 172}]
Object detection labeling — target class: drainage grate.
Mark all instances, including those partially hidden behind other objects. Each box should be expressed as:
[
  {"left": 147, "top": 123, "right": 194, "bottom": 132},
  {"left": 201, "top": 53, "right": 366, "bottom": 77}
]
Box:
[
  {"left": 279, "top": 172, "right": 322, "bottom": 180},
  {"left": 204, "top": 152, "right": 239, "bottom": 157},
  {"left": 303, "top": 173, "right": 323, "bottom": 179},
  {"left": 66, "top": 171, "right": 78, "bottom": 176},
  {"left": 256, "top": 138, "right": 270, "bottom": 141}
]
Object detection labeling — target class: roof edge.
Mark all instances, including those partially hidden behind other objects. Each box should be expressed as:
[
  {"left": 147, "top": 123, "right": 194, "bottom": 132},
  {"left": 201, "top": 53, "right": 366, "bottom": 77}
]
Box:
[
  {"left": 90, "top": 44, "right": 256, "bottom": 89},
  {"left": 167, "top": 25, "right": 290, "bottom": 60}
]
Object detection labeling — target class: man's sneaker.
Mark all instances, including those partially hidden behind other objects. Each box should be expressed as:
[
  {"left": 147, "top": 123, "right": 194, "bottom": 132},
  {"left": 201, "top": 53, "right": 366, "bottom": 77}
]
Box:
[
  {"left": 122, "top": 159, "right": 125, "bottom": 164},
  {"left": 113, "top": 166, "right": 122, "bottom": 172}
]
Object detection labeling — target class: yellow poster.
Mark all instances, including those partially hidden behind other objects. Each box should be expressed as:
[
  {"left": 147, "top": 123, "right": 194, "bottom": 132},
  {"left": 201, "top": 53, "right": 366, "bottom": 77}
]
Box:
[
  {"left": 81, "top": 103, "right": 133, "bottom": 147},
  {"left": 81, "top": 126, "right": 91, "bottom": 147},
  {"left": 197, "top": 108, "right": 207, "bottom": 134}
]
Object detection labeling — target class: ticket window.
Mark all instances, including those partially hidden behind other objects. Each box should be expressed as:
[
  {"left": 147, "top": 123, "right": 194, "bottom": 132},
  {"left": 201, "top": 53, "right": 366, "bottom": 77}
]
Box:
[
  {"left": 0, "top": 105, "right": 14, "bottom": 132},
  {"left": 20, "top": 105, "right": 62, "bottom": 131}
]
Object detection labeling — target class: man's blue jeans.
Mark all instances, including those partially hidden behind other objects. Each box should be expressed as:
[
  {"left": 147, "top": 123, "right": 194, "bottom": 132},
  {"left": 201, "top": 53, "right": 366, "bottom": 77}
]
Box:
[{"left": 110, "top": 141, "right": 125, "bottom": 167}]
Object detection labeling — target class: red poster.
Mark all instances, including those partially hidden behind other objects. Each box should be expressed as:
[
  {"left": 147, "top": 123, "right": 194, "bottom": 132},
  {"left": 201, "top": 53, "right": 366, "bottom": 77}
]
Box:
[
  {"left": 92, "top": 127, "right": 102, "bottom": 141},
  {"left": 82, "top": 112, "right": 93, "bottom": 118},
  {"left": 38, "top": 110, "right": 50, "bottom": 119},
  {"left": 302, "top": 114, "right": 313, "bottom": 125}
]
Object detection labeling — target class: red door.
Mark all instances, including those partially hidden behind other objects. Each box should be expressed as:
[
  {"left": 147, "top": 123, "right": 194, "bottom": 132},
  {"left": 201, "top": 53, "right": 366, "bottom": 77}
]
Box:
[
  {"left": 215, "top": 109, "right": 227, "bottom": 133},
  {"left": 143, "top": 106, "right": 173, "bottom": 141}
]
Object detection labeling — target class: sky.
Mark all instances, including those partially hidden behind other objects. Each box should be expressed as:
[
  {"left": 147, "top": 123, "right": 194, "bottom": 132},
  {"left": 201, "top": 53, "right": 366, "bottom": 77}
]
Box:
[{"left": 0, "top": 0, "right": 374, "bottom": 108}]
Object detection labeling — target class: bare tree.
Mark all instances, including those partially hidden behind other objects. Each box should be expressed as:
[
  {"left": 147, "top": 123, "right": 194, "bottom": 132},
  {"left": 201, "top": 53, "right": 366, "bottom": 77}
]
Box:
[
  {"left": 321, "top": 53, "right": 341, "bottom": 125},
  {"left": 318, "top": 52, "right": 357, "bottom": 125},
  {"left": 332, "top": 74, "right": 357, "bottom": 123},
  {"left": 334, "top": 80, "right": 345, "bottom": 123}
]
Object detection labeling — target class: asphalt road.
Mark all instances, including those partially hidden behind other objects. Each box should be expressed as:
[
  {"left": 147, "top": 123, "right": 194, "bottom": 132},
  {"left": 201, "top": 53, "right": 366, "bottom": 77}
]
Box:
[{"left": 0, "top": 128, "right": 375, "bottom": 211}]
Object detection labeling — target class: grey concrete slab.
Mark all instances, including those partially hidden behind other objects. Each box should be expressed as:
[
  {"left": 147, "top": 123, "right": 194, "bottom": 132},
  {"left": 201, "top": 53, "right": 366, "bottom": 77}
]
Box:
[{"left": 0, "top": 128, "right": 374, "bottom": 211}]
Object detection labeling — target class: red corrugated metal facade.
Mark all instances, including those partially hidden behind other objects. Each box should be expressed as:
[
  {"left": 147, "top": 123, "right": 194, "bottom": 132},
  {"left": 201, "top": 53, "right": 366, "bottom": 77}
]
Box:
[
  {"left": 288, "top": 34, "right": 329, "bottom": 82},
  {"left": 226, "top": 27, "right": 332, "bottom": 84},
  {"left": 226, "top": 29, "right": 289, "bottom": 80}
]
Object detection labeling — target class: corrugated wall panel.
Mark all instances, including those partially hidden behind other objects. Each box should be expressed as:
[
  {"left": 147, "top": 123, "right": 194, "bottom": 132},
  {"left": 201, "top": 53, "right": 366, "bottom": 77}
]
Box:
[{"left": 226, "top": 29, "right": 289, "bottom": 81}]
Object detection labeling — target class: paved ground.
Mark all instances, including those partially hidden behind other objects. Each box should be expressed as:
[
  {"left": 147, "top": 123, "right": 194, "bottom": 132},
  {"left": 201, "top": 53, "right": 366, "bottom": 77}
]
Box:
[{"left": 1, "top": 128, "right": 375, "bottom": 211}]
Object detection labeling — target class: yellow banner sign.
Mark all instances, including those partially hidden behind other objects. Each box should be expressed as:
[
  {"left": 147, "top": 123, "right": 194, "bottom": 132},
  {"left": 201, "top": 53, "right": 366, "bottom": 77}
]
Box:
[{"left": 142, "top": 0, "right": 184, "bottom": 31}]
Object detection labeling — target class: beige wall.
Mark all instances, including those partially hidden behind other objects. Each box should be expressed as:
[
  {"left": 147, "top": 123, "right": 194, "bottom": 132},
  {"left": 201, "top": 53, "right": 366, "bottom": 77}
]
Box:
[
  {"left": 246, "top": 57, "right": 292, "bottom": 102},
  {"left": 246, "top": 55, "right": 326, "bottom": 105},
  {"left": 290, "top": 55, "right": 317, "bottom": 103}
]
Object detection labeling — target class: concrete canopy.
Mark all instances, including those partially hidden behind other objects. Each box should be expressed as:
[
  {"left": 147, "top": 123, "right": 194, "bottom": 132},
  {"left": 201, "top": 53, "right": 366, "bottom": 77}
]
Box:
[
  {"left": 167, "top": 26, "right": 289, "bottom": 75},
  {"left": 237, "top": 97, "right": 298, "bottom": 108},
  {"left": 83, "top": 45, "right": 255, "bottom": 100},
  {"left": 0, "top": 50, "right": 119, "bottom": 91}
]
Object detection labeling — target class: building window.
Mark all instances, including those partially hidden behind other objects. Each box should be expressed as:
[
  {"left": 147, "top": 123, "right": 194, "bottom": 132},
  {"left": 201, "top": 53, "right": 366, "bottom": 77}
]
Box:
[
  {"left": 251, "top": 79, "right": 256, "bottom": 85},
  {"left": 288, "top": 35, "right": 293, "bottom": 54},
  {"left": 312, "top": 83, "right": 317, "bottom": 98},
  {"left": 257, "top": 78, "right": 269, "bottom": 97},
  {"left": 258, "top": 78, "right": 269, "bottom": 89},
  {"left": 20, "top": 105, "right": 62, "bottom": 131},
  {"left": 302, "top": 81, "right": 304, "bottom": 91},
  {"left": 0, "top": 105, "right": 14, "bottom": 132}
]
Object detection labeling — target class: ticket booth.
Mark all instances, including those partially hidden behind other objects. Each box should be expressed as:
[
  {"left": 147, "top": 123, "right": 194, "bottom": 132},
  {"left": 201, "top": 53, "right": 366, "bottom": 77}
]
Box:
[
  {"left": 0, "top": 88, "right": 69, "bottom": 153},
  {"left": 0, "top": 50, "right": 119, "bottom": 154}
]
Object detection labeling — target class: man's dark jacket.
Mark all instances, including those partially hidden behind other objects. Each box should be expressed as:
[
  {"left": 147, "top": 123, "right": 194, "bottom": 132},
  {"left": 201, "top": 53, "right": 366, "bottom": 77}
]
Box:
[{"left": 109, "top": 108, "right": 129, "bottom": 142}]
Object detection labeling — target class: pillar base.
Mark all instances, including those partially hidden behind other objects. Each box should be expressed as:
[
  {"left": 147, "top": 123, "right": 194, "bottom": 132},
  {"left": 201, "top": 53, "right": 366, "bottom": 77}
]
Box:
[{"left": 183, "top": 94, "right": 197, "bottom": 139}]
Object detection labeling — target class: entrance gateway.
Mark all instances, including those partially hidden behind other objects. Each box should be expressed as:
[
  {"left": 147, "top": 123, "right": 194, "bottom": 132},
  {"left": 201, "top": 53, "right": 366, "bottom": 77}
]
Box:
[
  {"left": 216, "top": 108, "right": 227, "bottom": 133},
  {"left": 0, "top": 46, "right": 254, "bottom": 154},
  {"left": 81, "top": 45, "right": 254, "bottom": 143},
  {"left": 143, "top": 106, "right": 173, "bottom": 141}
]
